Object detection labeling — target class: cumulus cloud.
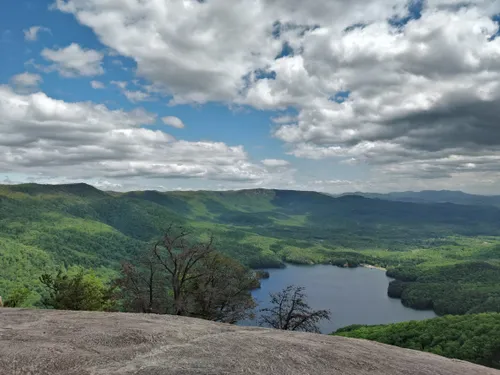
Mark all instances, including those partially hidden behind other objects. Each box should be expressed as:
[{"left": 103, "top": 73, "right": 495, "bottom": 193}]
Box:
[
  {"left": 110, "top": 80, "right": 150, "bottom": 102},
  {"left": 261, "top": 159, "right": 289, "bottom": 167},
  {"left": 0, "top": 86, "right": 269, "bottom": 183},
  {"left": 162, "top": 116, "right": 185, "bottom": 129},
  {"left": 110, "top": 81, "right": 127, "bottom": 89},
  {"left": 10, "top": 72, "right": 42, "bottom": 92},
  {"left": 271, "top": 116, "right": 297, "bottom": 125},
  {"left": 44, "top": 0, "right": 500, "bottom": 187},
  {"left": 24, "top": 26, "right": 51, "bottom": 41},
  {"left": 90, "top": 80, "right": 105, "bottom": 89},
  {"left": 123, "top": 90, "right": 151, "bottom": 103},
  {"left": 41, "top": 43, "right": 104, "bottom": 77}
]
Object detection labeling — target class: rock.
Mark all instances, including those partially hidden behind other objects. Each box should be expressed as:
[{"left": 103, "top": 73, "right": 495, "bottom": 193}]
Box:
[{"left": 0, "top": 308, "right": 498, "bottom": 375}]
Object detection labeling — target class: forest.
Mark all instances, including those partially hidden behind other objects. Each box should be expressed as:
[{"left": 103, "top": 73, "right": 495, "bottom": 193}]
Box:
[
  {"left": 1, "top": 183, "right": 500, "bottom": 316},
  {"left": 335, "top": 313, "right": 500, "bottom": 369}
]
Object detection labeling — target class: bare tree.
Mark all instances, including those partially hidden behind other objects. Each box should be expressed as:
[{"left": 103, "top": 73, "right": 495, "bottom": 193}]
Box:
[
  {"left": 186, "top": 253, "right": 258, "bottom": 323},
  {"left": 153, "top": 225, "right": 216, "bottom": 315},
  {"left": 259, "top": 285, "right": 331, "bottom": 333},
  {"left": 117, "top": 250, "right": 167, "bottom": 314},
  {"left": 118, "top": 225, "right": 257, "bottom": 322}
]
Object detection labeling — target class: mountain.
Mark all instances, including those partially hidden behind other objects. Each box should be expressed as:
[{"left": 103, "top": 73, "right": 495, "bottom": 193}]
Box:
[
  {"left": 1, "top": 183, "right": 500, "bottom": 313},
  {"left": 0, "top": 308, "right": 497, "bottom": 375},
  {"left": 338, "top": 190, "right": 500, "bottom": 207}
]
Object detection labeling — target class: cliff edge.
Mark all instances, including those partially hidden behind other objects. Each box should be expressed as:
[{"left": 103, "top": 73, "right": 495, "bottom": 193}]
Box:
[{"left": 0, "top": 308, "right": 498, "bottom": 375}]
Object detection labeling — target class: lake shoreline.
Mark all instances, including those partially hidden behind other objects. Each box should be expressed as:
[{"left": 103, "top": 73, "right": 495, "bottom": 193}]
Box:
[
  {"left": 360, "top": 264, "right": 387, "bottom": 272},
  {"left": 244, "top": 263, "right": 436, "bottom": 333}
]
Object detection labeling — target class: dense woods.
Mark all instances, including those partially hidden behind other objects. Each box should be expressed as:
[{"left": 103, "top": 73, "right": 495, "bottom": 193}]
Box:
[
  {"left": 335, "top": 313, "right": 500, "bottom": 369},
  {"left": 39, "top": 268, "right": 117, "bottom": 311},
  {"left": 35, "top": 227, "right": 258, "bottom": 323},
  {"left": 1, "top": 184, "right": 500, "bottom": 316},
  {"left": 386, "top": 262, "right": 500, "bottom": 315},
  {"left": 1, "top": 184, "right": 499, "bottom": 315}
]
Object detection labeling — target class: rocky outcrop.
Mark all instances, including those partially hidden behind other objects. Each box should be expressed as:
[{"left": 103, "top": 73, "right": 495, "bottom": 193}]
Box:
[{"left": 0, "top": 308, "right": 498, "bottom": 375}]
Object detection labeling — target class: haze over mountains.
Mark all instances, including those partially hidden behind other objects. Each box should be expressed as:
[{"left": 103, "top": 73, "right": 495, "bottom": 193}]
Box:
[{"left": 338, "top": 190, "right": 500, "bottom": 207}]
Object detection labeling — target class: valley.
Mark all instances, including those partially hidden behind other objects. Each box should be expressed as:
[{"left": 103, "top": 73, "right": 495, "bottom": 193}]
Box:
[{"left": 1, "top": 183, "right": 500, "bottom": 317}]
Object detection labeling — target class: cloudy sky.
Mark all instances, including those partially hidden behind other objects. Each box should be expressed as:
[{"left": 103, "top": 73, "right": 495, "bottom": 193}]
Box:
[{"left": 2, "top": 0, "right": 500, "bottom": 193}]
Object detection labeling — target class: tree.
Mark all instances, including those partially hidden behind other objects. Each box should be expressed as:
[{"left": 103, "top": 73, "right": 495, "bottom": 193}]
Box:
[
  {"left": 118, "top": 226, "right": 258, "bottom": 323},
  {"left": 152, "top": 225, "right": 216, "bottom": 315},
  {"left": 259, "top": 285, "right": 331, "bottom": 333},
  {"left": 185, "top": 253, "right": 257, "bottom": 323},
  {"left": 3, "top": 287, "right": 30, "bottom": 307},
  {"left": 117, "top": 251, "right": 169, "bottom": 314},
  {"left": 40, "top": 268, "right": 116, "bottom": 311}
]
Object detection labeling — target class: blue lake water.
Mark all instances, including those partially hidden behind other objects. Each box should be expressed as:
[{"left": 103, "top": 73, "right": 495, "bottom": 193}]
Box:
[{"left": 239, "top": 264, "right": 437, "bottom": 334}]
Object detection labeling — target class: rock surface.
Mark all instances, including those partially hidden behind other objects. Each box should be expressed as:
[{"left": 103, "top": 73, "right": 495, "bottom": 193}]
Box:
[{"left": 0, "top": 308, "right": 498, "bottom": 375}]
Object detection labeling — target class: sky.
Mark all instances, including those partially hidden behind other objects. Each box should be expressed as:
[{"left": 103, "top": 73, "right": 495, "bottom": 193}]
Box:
[{"left": 1, "top": 0, "right": 500, "bottom": 194}]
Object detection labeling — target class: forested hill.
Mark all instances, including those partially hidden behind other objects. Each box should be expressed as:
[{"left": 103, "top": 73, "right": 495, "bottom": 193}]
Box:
[
  {"left": 335, "top": 313, "right": 500, "bottom": 369},
  {"left": 2, "top": 183, "right": 500, "bottom": 308}
]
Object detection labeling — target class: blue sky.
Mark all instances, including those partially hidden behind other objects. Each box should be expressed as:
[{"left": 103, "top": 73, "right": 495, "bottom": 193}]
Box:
[{"left": 1, "top": 0, "right": 500, "bottom": 193}]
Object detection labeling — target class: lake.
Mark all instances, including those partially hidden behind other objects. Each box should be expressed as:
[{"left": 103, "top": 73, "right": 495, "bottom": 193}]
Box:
[{"left": 239, "top": 264, "right": 437, "bottom": 333}]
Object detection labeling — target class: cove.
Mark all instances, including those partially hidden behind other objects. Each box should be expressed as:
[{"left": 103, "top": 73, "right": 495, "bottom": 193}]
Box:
[{"left": 240, "top": 264, "right": 436, "bottom": 334}]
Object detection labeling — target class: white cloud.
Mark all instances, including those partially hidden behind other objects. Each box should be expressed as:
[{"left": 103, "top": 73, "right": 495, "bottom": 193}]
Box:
[
  {"left": 162, "top": 116, "right": 185, "bottom": 129},
  {"left": 90, "top": 80, "right": 105, "bottom": 89},
  {"left": 110, "top": 81, "right": 150, "bottom": 102},
  {"left": 123, "top": 90, "right": 150, "bottom": 103},
  {"left": 111, "top": 81, "right": 127, "bottom": 89},
  {"left": 0, "top": 86, "right": 271, "bottom": 183},
  {"left": 10, "top": 72, "right": 42, "bottom": 90},
  {"left": 271, "top": 116, "right": 297, "bottom": 125},
  {"left": 41, "top": 43, "right": 104, "bottom": 77},
  {"left": 261, "top": 159, "right": 289, "bottom": 167},
  {"left": 38, "top": 0, "right": 500, "bottom": 190},
  {"left": 24, "top": 26, "right": 51, "bottom": 41}
]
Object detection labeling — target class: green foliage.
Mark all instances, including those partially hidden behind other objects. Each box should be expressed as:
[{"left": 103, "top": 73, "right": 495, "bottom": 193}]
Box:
[
  {"left": 39, "top": 268, "right": 117, "bottom": 311},
  {"left": 4, "top": 287, "right": 31, "bottom": 307},
  {"left": 386, "top": 262, "right": 500, "bottom": 315},
  {"left": 255, "top": 270, "right": 270, "bottom": 280},
  {"left": 0, "top": 237, "right": 55, "bottom": 304},
  {"left": 1, "top": 183, "right": 500, "bottom": 316},
  {"left": 335, "top": 313, "right": 500, "bottom": 369}
]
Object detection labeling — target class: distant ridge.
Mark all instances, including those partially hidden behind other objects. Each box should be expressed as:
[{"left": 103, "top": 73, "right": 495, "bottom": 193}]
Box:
[
  {"left": 5, "top": 182, "right": 108, "bottom": 198},
  {"left": 4, "top": 183, "right": 500, "bottom": 207},
  {"left": 335, "top": 190, "right": 500, "bottom": 207}
]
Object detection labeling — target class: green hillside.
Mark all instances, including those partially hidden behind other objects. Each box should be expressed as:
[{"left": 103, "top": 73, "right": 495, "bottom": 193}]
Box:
[
  {"left": 334, "top": 313, "right": 500, "bottom": 369},
  {"left": 1, "top": 183, "right": 500, "bottom": 313}
]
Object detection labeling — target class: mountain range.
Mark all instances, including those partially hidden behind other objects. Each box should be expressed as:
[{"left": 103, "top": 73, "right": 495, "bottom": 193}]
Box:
[
  {"left": 2, "top": 183, "right": 500, "bottom": 308},
  {"left": 337, "top": 190, "right": 500, "bottom": 207}
]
